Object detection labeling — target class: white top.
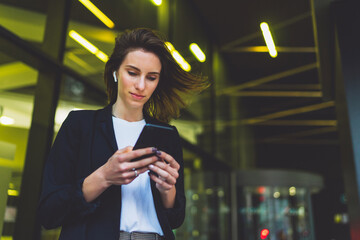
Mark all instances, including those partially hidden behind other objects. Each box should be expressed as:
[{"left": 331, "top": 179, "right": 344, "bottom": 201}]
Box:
[{"left": 112, "top": 116, "right": 163, "bottom": 235}]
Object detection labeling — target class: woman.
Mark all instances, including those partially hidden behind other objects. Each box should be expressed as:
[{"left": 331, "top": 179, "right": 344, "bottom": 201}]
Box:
[{"left": 38, "top": 28, "right": 208, "bottom": 240}]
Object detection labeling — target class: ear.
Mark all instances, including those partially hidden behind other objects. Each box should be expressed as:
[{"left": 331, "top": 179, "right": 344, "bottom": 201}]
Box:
[{"left": 113, "top": 71, "right": 118, "bottom": 82}]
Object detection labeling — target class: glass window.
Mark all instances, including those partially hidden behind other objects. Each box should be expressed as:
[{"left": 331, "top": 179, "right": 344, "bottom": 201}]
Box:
[
  {"left": 176, "top": 171, "right": 231, "bottom": 240},
  {"left": 238, "top": 186, "right": 314, "bottom": 240},
  {"left": 0, "top": 2, "right": 47, "bottom": 44},
  {"left": 0, "top": 60, "right": 38, "bottom": 239}
]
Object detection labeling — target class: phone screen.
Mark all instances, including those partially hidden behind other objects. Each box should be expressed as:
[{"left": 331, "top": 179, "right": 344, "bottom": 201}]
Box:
[{"left": 131, "top": 123, "right": 176, "bottom": 162}]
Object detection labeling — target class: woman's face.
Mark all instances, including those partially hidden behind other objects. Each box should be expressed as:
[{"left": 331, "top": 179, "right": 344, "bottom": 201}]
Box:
[{"left": 115, "top": 49, "right": 161, "bottom": 112}]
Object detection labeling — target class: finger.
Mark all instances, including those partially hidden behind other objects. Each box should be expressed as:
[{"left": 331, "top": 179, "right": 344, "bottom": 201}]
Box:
[
  {"left": 149, "top": 164, "right": 177, "bottom": 185},
  {"left": 117, "top": 146, "right": 133, "bottom": 154},
  {"left": 108, "top": 171, "right": 136, "bottom": 185},
  {"left": 115, "top": 155, "right": 157, "bottom": 174},
  {"left": 112, "top": 147, "right": 134, "bottom": 163},
  {"left": 118, "top": 177, "right": 136, "bottom": 185},
  {"left": 118, "top": 166, "right": 149, "bottom": 179},
  {"left": 128, "top": 147, "right": 157, "bottom": 161},
  {"left": 128, "top": 155, "right": 159, "bottom": 170},
  {"left": 157, "top": 151, "right": 180, "bottom": 170},
  {"left": 153, "top": 160, "right": 179, "bottom": 179},
  {"left": 114, "top": 147, "right": 157, "bottom": 164},
  {"left": 149, "top": 173, "right": 173, "bottom": 190},
  {"left": 134, "top": 166, "right": 149, "bottom": 176}
]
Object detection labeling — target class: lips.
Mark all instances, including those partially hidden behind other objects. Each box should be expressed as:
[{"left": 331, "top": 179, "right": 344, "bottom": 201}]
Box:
[{"left": 130, "top": 92, "right": 145, "bottom": 100}]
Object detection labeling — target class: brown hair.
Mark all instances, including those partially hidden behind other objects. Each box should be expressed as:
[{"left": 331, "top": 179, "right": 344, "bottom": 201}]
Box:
[{"left": 104, "top": 28, "right": 209, "bottom": 123}]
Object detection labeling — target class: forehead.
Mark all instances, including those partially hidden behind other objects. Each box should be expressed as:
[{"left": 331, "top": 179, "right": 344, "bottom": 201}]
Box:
[{"left": 122, "top": 49, "right": 161, "bottom": 69}]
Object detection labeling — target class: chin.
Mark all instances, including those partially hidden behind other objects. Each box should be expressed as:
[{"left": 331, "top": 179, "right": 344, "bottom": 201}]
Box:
[{"left": 128, "top": 102, "right": 145, "bottom": 110}]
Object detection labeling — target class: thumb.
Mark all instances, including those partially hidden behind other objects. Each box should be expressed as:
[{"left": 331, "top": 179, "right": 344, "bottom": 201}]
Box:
[{"left": 117, "top": 146, "right": 133, "bottom": 154}]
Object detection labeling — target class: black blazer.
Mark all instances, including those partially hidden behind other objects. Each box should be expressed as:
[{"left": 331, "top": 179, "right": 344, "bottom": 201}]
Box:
[{"left": 38, "top": 105, "right": 185, "bottom": 240}]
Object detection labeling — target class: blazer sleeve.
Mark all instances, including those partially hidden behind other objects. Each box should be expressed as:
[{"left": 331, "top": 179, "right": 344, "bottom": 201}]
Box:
[
  {"left": 164, "top": 126, "right": 186, "bottom": 229},
  {"left": 38, "top": 111, "right": 99, "bottom": 229}
]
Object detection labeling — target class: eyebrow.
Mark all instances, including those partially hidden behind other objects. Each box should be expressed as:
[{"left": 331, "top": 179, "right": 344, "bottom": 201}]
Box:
[{"left": 125, "top": 65, "right": 160, "bottom": 75}]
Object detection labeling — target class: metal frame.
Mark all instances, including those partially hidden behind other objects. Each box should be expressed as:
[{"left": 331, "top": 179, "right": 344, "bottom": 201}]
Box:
[
  {"left": 216, "top": 63, "right": 318, "bottom": 96},
  {"left": 13, "top": 1, "right": 72, "bottom": 239},
  {"left": 333, "top": 1, "right": 360, "bottom": 239}
]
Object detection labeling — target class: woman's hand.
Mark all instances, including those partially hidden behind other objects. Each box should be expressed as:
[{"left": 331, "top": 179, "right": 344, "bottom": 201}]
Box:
[
  {"left": 148, "top": 151, "right": 180, "bottom": 208},
  {"left": 101, "top": 146, "right": 159, "bottom": 186},
  {"left": 82, "top": 146, "right": 158, "bottom": 202}
]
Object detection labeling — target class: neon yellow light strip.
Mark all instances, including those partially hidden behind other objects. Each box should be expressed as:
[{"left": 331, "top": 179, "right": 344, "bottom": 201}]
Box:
[
  {"left": 78, "top": 0, "right": 115, "bottom": 29},
  {"left": 8, "top": 189, "right": 19, "bottom": 196},
  {"left": 69, "top": 30, "right": 98, "bottom": 53},
  {"left": 165, "top": 42, "right": 175, "bottom": 52},
  {"left": 69, "top": 30, "right": 109, "bottom": 62},
  {"left": 172, "top": 50, "right": 191, "bottom": 72},
  {"left": 0, "top": 116, "right": 14, "bottom": 125},
  {"left": 95, "top": 51, "right": 109, "bottom": 62},
  {"left": 165, "top": 42, "right": 191, "bottom": 72},
  {"left": 260, "top": 22, "right": 277, "bottom": 58},
  {"left": 151, "top": 0, "right": 162, "bottom": 6},
  {"left": 189, "top": 43, "right": 206, "bottom": 62}
]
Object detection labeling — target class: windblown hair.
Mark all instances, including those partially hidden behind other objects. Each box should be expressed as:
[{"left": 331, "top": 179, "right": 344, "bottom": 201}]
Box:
[{"left": 104, "top": 28, "right": 209, "bottom": 123}]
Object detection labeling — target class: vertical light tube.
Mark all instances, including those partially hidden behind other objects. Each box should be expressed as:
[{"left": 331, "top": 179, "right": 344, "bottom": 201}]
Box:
[
  {"left": 260, "top": 22, "right": 277, "bottom": 58},
  {"left": 189, "top": 43, "right": 206, "bottom": 62}
]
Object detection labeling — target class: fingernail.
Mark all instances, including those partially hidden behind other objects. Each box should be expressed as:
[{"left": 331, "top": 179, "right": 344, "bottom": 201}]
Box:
[
  {"left": 152, "top": 147, "right": 158, "bottom": 153},
  {"left": 156, "top": 150, "right": 161, "bottom": 156},
  {"left": 149, "top": 164, "right": 154, "bottom": 169}
]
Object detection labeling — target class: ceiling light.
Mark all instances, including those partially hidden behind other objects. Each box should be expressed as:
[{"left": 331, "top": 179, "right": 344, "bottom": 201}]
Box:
[
  {"left": 69, "top": 30, "right": 98, "bottom": 53},
  {"left": 69, "top": 30, "right": 109, "bottom": 63},
  {"left": 189, "top": 43, "right": 206, "bottom": 62},
  {"left": 0, "top": 116, "right": 14, "bottom": 125},
  {"left": 78, "top": 0, "right": 115, "bottom": 29},
  {"left": 172, "top": 51, "right": 191, "bottom": 72},
  {"left": 260, "top": 22, "right": 277, "bottom": 58},
  {"left": 8, "top": 189, "right": 19, "bottom": 196},
  {"left": 95, "top": 51, "right": 109, "bottom": 62},
  {"left": 273, "top": 192, "right": 280, "bottom": 198},
  {"left": 151, "top": 0, "right": 162, "bottom": 6},
  {"left": 165, "top": 42, "right": 175, "bottom": 52},
  {"left": 289, "top": 186, "right": 296, "bottom": 196},
  {"left": 165, "top": 42, "right": 191, "bottom": 72}
]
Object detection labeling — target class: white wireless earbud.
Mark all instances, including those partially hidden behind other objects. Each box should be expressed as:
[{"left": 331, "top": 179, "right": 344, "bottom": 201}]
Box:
[{"left": 113, "top": 71, "right": 118, "bottom": 83}]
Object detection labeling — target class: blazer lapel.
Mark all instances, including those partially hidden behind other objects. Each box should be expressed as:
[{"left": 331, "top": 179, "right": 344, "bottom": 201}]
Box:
[
  {"left": 97, "top": 108, "right": 159, "bottom": 153},
  {"left": 98, "top": 104, "right": 118, "bottom": 152}
]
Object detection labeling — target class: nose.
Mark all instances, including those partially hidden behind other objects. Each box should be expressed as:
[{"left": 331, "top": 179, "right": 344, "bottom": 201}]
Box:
[{"left": 135, "top": 76, "right": 145, "bottom": 91}]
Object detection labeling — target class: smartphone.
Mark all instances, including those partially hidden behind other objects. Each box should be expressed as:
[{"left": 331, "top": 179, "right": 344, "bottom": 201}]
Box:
[{"left": 131, "top": 123, "right": 176, "bottom": 162}]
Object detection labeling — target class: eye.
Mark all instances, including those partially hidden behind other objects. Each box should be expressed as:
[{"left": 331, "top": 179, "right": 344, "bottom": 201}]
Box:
[
  {"left": 128, "top": 71, "right": 137, "bottom": 76},
  {"left": 147, "top": 75, "right": 158, "bottom": 81}
]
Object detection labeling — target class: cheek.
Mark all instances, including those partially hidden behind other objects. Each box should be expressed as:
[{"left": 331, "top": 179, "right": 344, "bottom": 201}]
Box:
[
  {"left": 151, "top": 81, "right": 160, "bottom": 94},
  {"left": 119, "top": 76, "right": 131, "bottom": 89}
]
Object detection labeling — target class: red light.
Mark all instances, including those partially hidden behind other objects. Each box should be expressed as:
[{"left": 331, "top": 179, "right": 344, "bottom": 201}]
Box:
[
  {"left": 260, "top": 229, "right": 270, "bottom": 239},
  {"left": 258, "top": 186, "right": 266, "bottom": 194}
]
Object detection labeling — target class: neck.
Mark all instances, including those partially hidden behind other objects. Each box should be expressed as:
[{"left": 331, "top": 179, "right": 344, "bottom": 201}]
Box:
[{"left": 112, "top": 102, "right": 144, "bottom": 122}]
